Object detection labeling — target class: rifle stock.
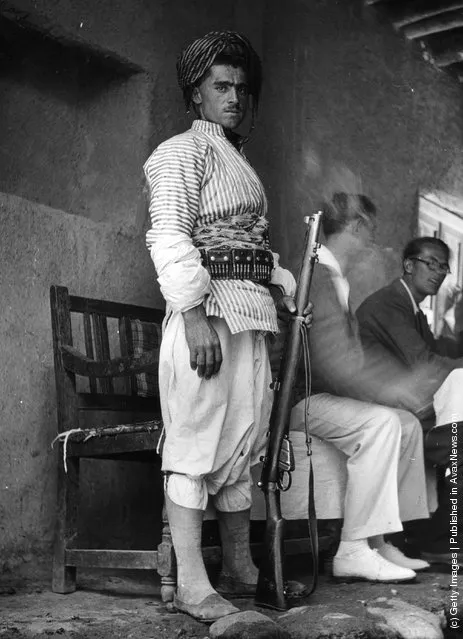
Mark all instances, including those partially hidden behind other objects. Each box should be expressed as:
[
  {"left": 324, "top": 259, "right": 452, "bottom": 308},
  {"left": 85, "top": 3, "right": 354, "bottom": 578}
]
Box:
[{"left": 255, "top": 212, "right": 322, "bottom": 610}]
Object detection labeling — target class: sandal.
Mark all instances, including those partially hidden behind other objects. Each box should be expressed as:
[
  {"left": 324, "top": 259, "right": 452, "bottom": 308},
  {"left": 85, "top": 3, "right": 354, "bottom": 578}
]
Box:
[{"left": 173, "top": 592, "right": 239, "bottom": 623}]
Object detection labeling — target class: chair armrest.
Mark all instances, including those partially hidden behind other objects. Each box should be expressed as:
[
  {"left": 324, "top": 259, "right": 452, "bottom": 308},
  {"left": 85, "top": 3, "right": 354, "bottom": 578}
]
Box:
[{"left": 60, "top": 344, "right": 159, "bottom": 377}]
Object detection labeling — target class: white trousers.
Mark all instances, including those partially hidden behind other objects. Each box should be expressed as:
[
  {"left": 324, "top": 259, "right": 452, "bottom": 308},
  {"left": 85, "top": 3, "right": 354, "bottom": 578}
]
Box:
[
  {"left": 290, "top": 393, "right": 429, "bottom": 540},
  {"left": 433, "top": 369, "right": 463, "bottom": 427},
  {"left": 159, "top": 314, "right": 272, "bottom": 512}
]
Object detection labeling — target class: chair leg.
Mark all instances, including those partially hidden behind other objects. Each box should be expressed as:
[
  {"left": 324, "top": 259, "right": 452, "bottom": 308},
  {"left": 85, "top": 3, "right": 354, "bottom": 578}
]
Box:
[
  {"left": 157, "top": 504, "right": 176, "bottom": 602},
  {"left": 52, "top": 457, "right": 80, "bottom": 594}
]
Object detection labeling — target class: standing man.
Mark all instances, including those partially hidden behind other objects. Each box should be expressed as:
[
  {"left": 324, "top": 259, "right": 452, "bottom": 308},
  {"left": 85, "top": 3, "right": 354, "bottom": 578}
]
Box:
[
  {"left": 356, "top": 237, "right": 463, "bottom": 561},
  {"left": 144, "top": 31, "right": 307, "bottom": 622}
]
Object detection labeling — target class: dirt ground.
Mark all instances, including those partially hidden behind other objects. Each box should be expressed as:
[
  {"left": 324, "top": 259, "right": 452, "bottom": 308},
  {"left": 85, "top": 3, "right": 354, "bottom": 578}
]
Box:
[{"left": 0, "top": 556, "right": 460, "bottom": 639}]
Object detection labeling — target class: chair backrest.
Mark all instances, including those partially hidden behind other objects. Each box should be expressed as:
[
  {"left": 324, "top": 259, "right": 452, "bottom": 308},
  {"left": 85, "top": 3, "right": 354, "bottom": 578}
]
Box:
[{"left": 50, "top": 285, "right": 165, "bottom": 433}]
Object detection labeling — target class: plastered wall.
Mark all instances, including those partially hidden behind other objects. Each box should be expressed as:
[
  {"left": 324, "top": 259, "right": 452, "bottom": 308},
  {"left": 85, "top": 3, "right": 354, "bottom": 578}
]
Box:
[
  {"left": 252, "top": 0, "right": 463, "bottom": 308},
  {"left": 0, "top": 193, "right": 163, "bottom": 563},
  {"left": 0, "top": 0, "right": 264, "bottom": 568}
]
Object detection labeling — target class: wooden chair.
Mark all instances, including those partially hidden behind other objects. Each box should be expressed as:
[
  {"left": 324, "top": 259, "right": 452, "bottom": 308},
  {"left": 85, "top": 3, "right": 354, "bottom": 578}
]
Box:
[{"left": 49, "top": 285, "right": 176, "bottom": 601}]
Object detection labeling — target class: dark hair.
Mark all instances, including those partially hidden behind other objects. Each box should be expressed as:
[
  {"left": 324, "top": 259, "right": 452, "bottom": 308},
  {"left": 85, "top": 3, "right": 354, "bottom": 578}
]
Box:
[
  {"left": 322, "top": 192, "right": 377, "bottom": 237},
  {"left": 403, "top": 236, "right": 450, "bottom": 262}
]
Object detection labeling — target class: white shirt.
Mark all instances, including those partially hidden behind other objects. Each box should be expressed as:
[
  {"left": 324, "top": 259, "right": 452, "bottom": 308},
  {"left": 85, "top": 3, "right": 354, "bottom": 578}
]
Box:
[
  {"left": 318, "top": 245, "right": 350, "bottom": 311},
  {"left": 399, "top": 278, "right": 419, "bottom": 314}
]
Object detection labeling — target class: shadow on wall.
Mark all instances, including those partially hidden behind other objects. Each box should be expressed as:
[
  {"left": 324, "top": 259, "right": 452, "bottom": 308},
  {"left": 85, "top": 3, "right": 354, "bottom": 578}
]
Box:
[
  {"left": 0, "top": 14, "right": 149, "bottom": 225},
  {"left": 347, "top": 245, "right": 402, "bottom": 312}
]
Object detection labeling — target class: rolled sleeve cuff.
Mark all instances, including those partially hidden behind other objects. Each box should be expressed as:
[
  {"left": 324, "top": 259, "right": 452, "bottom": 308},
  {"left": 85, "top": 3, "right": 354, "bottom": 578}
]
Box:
[{"left": 149, "top": 235, "right": 211, "bottom": 313}]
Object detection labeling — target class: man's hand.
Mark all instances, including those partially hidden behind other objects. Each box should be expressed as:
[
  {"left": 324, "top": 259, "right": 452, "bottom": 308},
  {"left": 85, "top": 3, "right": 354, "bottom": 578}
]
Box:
[
  {"left": 276, "top": 295, "right": 313, "bottom": 328},
  {"left": 182, "top": 304, "right": 222, "bottom": 379}
]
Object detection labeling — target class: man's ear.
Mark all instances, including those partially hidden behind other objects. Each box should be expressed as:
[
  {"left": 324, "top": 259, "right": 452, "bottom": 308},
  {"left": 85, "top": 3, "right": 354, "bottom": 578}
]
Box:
[
  {"left": 192, "top": 87, "right": 202, "bottom": 105},
  {"left": 403, "top": 258, "right": 413, "bottom": 275},
  {"left": 354, "top": 218, "right": 363, "bottom": 233},
  {"left": 348, "top": 218, "right": 361, "bottom": 236}
]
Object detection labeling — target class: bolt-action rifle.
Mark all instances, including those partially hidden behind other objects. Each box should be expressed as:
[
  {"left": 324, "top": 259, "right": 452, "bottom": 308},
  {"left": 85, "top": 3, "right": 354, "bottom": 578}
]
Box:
[{"left": 255, "top": 211, "right": 322, "bottom": 611}]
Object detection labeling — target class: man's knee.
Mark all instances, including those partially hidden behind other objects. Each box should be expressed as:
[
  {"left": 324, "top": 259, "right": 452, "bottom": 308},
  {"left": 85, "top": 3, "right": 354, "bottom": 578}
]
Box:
[
  {"left": 434, "top": 369, "right": 463, "bottom": 426},
  {"left": 212, "top": 480, "right": 252, "bottom": 513},
  {"left": 356, "top": 405, "right": 402, "bottom": 457},
  {"left": 165, "top": 473, "right": 209, "bottom": 510},
  {"left": 371, "top": 405, "right": 402, "bottom": 437}
]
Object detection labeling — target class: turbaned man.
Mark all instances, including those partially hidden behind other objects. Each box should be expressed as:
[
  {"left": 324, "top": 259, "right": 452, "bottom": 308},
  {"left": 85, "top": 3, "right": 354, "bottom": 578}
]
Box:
[{"left": 144, "top": 31, "right": 310, "bottom": 623}]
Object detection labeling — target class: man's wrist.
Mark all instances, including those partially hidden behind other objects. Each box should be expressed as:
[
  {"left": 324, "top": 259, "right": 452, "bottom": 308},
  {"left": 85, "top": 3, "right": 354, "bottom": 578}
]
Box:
[
  {"left": 182, "top": 303, "right": 206, "bottom": 321},
  {"left": 268, "top": 283, "right": 285, "bottom": 307}
]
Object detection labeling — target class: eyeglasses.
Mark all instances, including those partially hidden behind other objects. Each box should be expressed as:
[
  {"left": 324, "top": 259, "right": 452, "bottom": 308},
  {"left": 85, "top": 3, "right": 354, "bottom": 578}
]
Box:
[{"left": 410, "top": 257, "right": 451, "bottom": 274}]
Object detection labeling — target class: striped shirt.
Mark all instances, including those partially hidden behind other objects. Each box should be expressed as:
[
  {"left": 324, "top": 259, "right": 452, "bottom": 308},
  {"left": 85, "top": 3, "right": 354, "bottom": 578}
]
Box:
[{"left": 144, "top": 119, "right": 284, "bottom": 334}]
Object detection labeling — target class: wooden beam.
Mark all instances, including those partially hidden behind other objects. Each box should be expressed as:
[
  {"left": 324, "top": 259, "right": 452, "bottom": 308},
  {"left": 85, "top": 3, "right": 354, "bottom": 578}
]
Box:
[
  {"left": 393, "top": 2, "right": 463, "bottom": 29},
  {"left": 65, "top": 549, "right": 159, "bottom": 570},
  {"left": 401, "top": 9, "right": 463, "bottom": 39},
  {"left": 433, "top": 48, "right": 463, "bottom": 67}
]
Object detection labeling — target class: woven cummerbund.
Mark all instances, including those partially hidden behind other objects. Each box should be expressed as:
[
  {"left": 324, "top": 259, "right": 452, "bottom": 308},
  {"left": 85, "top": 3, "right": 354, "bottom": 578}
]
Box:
[{"left": 200, "top": 248, "right": 274, "bottom": 284}]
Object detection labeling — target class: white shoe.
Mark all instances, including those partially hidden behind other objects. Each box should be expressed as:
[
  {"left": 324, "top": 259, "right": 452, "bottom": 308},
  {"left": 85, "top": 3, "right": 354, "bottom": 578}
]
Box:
[
  {"left": 333, "top": 546, "right": 416, "bottom": 583},
  {"left": 377, "top": 542, "right": 430, "bottom": 572}
]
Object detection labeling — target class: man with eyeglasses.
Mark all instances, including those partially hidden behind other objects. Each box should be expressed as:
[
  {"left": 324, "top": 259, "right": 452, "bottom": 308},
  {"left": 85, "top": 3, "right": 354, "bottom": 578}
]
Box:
[{"left": 356, "top": 236, "right": 463, "bottom": 564}]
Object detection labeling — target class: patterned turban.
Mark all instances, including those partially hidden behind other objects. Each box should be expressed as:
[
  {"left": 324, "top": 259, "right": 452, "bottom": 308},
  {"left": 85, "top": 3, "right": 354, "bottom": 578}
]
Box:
[{"left": 176, "top": 31, "right": 262, "bottom": 112}]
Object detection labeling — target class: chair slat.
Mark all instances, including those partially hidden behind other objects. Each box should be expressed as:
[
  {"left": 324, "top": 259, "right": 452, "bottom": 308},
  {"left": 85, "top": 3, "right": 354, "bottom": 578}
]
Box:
[
  {"left": 77, "top": 392, "right": 160, "bottom": 412},
  {"left": 119, "top": 317, "right": 138, "bottom": 396},
  {"left": 69, "top": 295, "right": 165, "bottom": 322},
  {"left": 91, "top": 314, "right": 114, "bottom": 394},
  {"left": 83, "top": 313, "right": 98, "bottom": 394}
]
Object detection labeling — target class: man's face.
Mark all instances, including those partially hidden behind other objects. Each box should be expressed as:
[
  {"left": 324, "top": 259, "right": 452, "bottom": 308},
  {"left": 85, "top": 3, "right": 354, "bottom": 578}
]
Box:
[
  {"left": 404, "top": 244, "right": 449, "bottom": 298},
  {"left": 193, "top": 64, "right": 249, "bottom": 130},
  {"left": 356, "top": 216, "right": 377, "bottom": 248}
]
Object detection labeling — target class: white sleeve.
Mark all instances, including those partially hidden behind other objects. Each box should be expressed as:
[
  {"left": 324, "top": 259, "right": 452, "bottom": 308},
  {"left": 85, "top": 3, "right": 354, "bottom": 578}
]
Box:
[
  {"left": 148, "top": 234, "right": 211, "bottom": 313},
  {"left": 270, "top": 252, "right": 297, "bottom": 297}
]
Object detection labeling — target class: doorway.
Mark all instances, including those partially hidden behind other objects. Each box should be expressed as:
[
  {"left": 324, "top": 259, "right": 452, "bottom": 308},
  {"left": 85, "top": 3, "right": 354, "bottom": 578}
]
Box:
[{"left": 418, "top": 191, "right": 463, "bottom": 338}]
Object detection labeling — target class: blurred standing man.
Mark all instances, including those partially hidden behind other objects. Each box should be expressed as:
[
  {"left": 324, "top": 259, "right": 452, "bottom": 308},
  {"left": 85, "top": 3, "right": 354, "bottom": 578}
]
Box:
[
  {"left": 144, "top": 31, "right": 309, "bottom": 622},
  {"left": 357, "top": 237, "right": 463, "bottom": 562}
]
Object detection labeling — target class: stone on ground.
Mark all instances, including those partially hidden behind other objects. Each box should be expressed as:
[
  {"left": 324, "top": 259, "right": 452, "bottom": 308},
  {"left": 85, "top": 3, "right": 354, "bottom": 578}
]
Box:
[
  {"left": 209, "top": 610, "right": 290, "bottom": 639},
  {"left": 366, "top": 597, "right": 445, "bottom": 639},
  {"left": 277, "top": 604, "right": 379, "bottom": 638}
]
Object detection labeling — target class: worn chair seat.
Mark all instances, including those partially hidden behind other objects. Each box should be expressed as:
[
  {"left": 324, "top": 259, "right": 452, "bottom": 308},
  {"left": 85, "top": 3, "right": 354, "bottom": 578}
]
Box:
[{"left": 54, "top": 420, "right": 163, "bottom": 461}]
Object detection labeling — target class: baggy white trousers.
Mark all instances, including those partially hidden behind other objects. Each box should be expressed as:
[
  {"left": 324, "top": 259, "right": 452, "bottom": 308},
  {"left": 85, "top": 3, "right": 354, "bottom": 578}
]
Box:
[{"left": 159, "top": 313, "right": 273, "bottom": 512}]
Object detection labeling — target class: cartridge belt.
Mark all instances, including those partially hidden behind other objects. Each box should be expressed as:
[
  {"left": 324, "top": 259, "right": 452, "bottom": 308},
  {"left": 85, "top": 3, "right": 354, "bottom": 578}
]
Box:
[{"left": 200, "top": 248, "right": 274, "bottom": 284}]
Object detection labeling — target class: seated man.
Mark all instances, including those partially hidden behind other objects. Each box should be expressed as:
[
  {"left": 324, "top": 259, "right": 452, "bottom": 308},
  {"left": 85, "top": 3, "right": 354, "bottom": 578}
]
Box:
[
  {"left": 291, "top": 192, "right": 430, "bottom": 583},
  {"left": 356, "top": 236, "right": 463, "bottom": 561}
]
